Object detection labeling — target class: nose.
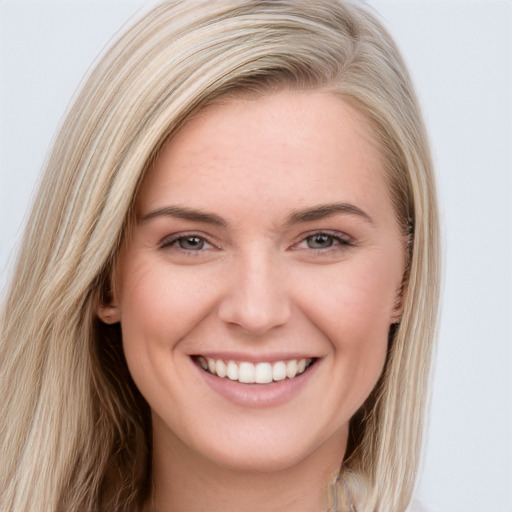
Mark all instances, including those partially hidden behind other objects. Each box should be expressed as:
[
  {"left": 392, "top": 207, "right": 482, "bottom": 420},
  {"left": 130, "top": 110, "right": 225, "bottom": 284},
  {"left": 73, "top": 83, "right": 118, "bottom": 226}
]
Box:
[{"left": 217, "top": 250, "right": 291, "bottom": 336}]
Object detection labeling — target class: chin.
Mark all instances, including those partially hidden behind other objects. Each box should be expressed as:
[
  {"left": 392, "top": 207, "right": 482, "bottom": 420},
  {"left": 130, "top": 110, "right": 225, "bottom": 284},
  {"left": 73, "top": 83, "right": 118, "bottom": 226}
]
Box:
[
  {"left": 208, "top": 444, "right": 309, "bottom": 474},
  {"left": 185, "top": 419, "right": 348, "bottom": 476}
]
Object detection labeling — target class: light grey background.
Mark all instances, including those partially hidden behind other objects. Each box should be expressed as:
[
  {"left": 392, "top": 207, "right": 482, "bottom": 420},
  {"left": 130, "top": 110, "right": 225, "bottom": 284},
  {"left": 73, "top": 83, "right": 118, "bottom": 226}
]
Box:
[{"left": 1, "top": 1, "right": 511, "bottom": 511}]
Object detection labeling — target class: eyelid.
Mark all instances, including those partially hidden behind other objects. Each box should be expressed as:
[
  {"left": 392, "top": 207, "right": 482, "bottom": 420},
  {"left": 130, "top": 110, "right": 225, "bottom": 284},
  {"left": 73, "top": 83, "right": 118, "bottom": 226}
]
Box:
[
  {"left": 292, "top": 230, "right": 354, "bottom": 250},
  {"left": 158, "top": 231, "right": 218, "bottom": 251}
]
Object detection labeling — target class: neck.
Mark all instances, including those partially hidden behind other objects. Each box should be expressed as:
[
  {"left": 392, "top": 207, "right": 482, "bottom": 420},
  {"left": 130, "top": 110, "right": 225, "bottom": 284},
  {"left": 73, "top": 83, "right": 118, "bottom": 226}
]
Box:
[{"left": 147, "top": 417, "right": 348, "bottom": 512}]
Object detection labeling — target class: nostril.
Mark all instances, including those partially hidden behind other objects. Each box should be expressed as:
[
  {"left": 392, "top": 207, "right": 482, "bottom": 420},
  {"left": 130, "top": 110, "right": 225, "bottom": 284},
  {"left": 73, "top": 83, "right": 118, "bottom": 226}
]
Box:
[{"left": 217, "top": 291, "right": 291, "bottom": 335}]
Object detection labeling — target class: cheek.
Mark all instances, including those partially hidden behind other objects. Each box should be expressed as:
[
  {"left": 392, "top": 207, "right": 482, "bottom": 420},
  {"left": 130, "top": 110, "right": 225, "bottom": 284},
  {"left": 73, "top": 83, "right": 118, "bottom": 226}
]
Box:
[
  {"left": 115, "top": 258, "right": 230, "bottom": 400},
  {"left": 299, "top": 261, "right": 398, "bottom": 417},
  {"left": 115, "top": 259, "right": 222, "bottom": 407},
  {"left": 117, "top": 259, "right": 214, "bottom": 343},
  {"left": 296, "top": 254, "right": 402, "bottom": 340},
  {"left": 292, "top": 250, "right": 403, "bottom": 404}
]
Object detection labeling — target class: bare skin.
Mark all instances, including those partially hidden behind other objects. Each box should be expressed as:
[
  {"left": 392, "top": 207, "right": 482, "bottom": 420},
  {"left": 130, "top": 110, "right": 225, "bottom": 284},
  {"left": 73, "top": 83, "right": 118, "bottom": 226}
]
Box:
[
  {"left": 150, "top": 417, "right": 346, "bottom": 511},
  {"left": 99, "top": 90, "right": 405, "bottom": 512}
]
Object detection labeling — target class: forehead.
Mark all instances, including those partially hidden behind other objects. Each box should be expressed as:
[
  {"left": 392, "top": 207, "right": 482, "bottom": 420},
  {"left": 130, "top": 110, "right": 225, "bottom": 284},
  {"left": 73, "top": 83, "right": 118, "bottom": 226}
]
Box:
[{"left": 137, "top": 90, "right": 388, "bottom": 221}]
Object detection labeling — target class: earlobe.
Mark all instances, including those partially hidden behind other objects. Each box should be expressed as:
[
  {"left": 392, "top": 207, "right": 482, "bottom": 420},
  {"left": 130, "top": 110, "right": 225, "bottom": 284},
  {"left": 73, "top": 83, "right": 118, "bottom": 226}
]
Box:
[
  {"left": 96, "top": 275, "right": 121, "bottom": 324},
  {"left": 97, "top": 304, "right": 121, "bottom": 324}
]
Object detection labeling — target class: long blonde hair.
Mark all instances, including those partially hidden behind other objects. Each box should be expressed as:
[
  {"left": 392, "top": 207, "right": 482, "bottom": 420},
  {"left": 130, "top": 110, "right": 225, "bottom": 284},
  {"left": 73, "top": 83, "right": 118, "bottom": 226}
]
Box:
[{"left": 0, "top": 1, "right": 440, "bottom": 511}]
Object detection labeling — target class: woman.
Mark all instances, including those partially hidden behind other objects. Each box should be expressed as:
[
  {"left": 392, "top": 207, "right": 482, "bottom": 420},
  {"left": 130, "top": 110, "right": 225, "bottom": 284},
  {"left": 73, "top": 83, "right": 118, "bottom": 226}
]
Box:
[{"left": 0, "top": 1, "right": 440, "bottom": 511}]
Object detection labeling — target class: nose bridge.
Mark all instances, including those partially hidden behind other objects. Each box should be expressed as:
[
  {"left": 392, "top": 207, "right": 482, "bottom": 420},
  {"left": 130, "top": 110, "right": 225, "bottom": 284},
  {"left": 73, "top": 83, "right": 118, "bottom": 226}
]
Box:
[{"left": 218, "top": 245, "right": 291, "bottom": 335}]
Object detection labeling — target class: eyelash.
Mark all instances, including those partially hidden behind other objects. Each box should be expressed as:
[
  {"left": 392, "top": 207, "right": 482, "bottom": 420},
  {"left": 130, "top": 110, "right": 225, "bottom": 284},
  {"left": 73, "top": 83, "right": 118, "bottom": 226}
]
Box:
[
  {"left": 159, "top": 230, "right": 353, "bottom": 255},
  {"left": 159, "top": 233, "right": 216, "bottom": 254},
  {"left": 294, "top": 231, "right": 353, "bottom": 252}
]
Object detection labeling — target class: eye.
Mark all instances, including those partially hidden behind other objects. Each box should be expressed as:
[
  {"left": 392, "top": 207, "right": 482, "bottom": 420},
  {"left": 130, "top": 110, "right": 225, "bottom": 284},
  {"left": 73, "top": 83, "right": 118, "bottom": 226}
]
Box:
[
  {"left": 294, "top": 231, "right": 353, "bottom": 252},
  {"left": 306, "top": 233, "right": 337, "bottom": 249},
  {"left": 159, "top": 233, "right": 215, "bottom": 253},
  {"left": 176, "top": 236, "right": 206, "bottom": 251}
]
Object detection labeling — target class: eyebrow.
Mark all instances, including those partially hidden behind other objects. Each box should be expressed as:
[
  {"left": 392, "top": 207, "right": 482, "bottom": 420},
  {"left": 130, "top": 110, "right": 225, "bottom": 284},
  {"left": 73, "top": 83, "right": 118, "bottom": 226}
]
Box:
[
  {"left": 140, "top": 202, "right": 372, "bottom": 227},
  {"left": 139, "top": 206, "right": 227, "bottom": 227},
  {"left": 285, "top": 202, "right": 374, "bottom": 226}
]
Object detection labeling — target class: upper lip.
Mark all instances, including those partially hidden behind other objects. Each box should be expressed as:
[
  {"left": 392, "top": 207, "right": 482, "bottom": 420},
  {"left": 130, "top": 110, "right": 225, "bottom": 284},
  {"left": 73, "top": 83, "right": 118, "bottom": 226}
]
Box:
[{"left": 191, "top": 352, "right": 321, "bottom": 363}]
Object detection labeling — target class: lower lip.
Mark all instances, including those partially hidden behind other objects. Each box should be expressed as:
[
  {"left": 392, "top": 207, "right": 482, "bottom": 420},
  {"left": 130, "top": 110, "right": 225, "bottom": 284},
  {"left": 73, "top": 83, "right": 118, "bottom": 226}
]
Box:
[{"left": 193, "top": 360, "right": 319, "bottom": 409}]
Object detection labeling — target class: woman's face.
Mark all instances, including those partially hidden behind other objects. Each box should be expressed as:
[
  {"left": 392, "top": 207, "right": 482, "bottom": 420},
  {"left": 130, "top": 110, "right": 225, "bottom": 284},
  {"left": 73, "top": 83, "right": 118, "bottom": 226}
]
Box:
[{"left": 107, "top": 91, "right": 405, "bottom": 473}]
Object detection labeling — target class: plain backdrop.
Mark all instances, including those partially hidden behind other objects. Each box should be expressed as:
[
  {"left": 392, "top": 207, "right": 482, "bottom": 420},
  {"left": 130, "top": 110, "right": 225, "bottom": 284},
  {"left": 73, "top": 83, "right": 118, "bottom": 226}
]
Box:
[{"left": 0, "top": 1, "right": 511, "bottom": 511}]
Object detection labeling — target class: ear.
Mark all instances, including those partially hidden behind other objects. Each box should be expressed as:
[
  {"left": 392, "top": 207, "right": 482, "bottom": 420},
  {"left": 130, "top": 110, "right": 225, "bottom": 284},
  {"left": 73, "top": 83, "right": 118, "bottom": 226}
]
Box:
[
  {"left": 96, "top": 273, "right": 121, "bottom": 324},
  {"left": 97, "top": 302, "right": 121, "bottom": 324}
]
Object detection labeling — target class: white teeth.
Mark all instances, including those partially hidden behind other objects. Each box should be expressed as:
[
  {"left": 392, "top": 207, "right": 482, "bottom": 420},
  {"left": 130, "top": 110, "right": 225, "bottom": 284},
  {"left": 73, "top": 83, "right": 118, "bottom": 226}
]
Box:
[
  {"left": 255, "top": 362, "right": 273, "bottom": 384},
  {"left": 239, "top": 362, "right": 255, "bottom": 383},
  {"left": 272, "top": 361, "right": 287, "bottom": 381},
  {"left": 198, "top": 356, "right": 313, "bottom": 384},
  {"left": 226, "top": 361, "right": 238, "bottom": 381},
  {"left": 286, "top": 360, "right": 297, "bottom": 378},
  {"left": 216, "top": 360, "right": 226, "bottom": 378}
]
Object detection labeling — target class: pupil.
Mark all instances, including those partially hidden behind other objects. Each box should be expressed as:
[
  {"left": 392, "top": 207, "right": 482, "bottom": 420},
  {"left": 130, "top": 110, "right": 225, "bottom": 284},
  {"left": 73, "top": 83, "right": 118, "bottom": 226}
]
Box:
[
  {"left": 179, "top": 237, "right": 203, "bottom": 250},
  {"left": 309, "top": 234, "right": 332, "bottom": 248}
]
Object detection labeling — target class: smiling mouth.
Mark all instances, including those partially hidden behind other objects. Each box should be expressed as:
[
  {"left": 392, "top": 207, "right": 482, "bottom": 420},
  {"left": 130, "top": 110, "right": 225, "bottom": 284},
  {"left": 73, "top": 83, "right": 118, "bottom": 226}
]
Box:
[{"left": 193, "top": 356, "right": 316, "bottom": 384}]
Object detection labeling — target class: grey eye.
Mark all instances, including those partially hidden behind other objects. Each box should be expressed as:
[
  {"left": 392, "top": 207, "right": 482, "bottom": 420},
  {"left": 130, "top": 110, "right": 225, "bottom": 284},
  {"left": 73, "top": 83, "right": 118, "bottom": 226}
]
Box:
[
  {"left": 306, "top": 234, "right": 335, "bottom": 249},
  {"left": 178, "top": 236, "right": 205, "bottom": 250}
]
